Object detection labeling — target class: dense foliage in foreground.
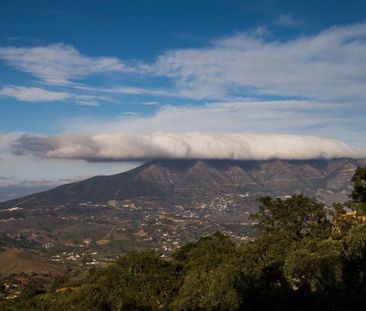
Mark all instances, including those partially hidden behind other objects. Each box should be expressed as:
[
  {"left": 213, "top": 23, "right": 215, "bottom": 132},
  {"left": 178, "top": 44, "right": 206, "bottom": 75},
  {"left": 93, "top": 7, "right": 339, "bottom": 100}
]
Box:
[{"left": 2, "top": 168, "right": 366, "bottom": 311}]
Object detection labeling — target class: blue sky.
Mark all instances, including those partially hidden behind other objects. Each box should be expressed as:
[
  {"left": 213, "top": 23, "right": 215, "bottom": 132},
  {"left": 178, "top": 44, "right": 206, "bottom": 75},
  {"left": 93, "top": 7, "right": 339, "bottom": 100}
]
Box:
[
  {"left": 0, "top": 0, "right": 366, "bottom": 199},
  {"left": 1, "top": 0, "right": 366, "bottom": 134}
]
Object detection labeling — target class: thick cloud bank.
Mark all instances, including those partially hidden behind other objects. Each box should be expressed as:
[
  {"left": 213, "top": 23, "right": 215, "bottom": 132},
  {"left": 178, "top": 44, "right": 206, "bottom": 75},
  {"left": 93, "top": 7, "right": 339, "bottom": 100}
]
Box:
[{"left": 12, "top": 132, "right": 366, "bottom": 161}]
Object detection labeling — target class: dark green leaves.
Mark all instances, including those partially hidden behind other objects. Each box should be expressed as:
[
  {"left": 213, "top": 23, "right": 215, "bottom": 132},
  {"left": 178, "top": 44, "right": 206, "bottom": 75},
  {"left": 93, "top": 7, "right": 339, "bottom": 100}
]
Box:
[{"left": 253, "top": 194, "right": 331, "bottom": 240}]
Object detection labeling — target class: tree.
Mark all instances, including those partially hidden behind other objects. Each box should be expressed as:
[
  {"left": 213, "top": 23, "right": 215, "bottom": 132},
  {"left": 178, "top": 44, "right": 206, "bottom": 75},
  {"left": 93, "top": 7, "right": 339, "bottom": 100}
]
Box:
[
  {"left": 252, "top": 195, "right": 331, "bottom": 240},
  {"left": 351, "top": 167, "right": 366, "bottom": 215},
  {"left": 96, "top": 251, "right": 180, "bottom": 310},
  {"left": 68, "top": 285, "right": 111, "bottom": 311},
  {"left": 172, "top": 233, "right": 242, "bottom": 311},
  {"left": 239, "top": 233, "right": 290, "bottom": 289},
  {"left": 173, "top": 231, "right": 236, "bottom": 271},
  {"left": 21, "top": 279, "right": 45, "bottom": 299},
  {"left": 342, "top": 224, "right": 366, "bottom": 287},
  {"left": 172, "top": 264, "right": 242, "bottom": 311},
  {"left": 351, "top": 167, "right": 366, "bottom": 203},
  {"left": 284, "top": 239, "right": 342, "bottom": 292}
]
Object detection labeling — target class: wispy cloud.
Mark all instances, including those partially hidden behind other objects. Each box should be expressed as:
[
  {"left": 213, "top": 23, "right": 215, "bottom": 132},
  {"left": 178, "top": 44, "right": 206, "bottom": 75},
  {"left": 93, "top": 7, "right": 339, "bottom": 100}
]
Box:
[
  {"left": 152, "top": 22, "right": 366, "bottom": 101},
  {"left": 0, "top": 85, "right": 70, "bottom": 102},
  {"left": 142, "top": 101, "right": 160, "bottom": 106},
  {"left": 1, "top": 22, "right": 366, "bottom": 104},
  {"left": 109, "top": 86, "right": 171, "bottom": 96},
  {"left": 0, "top": 85, "right": 116, "bottom": 106},
  {"left": 0, "top": 43, "right": 131, "bottom": 85},
  {"left": 74, "top": 84, "right": 174, "bottom": 97}
]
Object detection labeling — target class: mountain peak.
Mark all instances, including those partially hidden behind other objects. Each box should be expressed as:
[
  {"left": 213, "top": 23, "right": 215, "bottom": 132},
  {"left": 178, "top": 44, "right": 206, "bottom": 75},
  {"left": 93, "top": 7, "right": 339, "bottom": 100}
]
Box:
[{"left": 1, "top": 158, "right": 365, "bottom": 210}]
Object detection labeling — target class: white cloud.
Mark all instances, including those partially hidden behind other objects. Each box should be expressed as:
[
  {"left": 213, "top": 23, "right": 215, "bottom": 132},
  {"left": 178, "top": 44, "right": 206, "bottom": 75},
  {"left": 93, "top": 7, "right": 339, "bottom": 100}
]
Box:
[
  {"left": 0, "top": 85, "right": 70, "bottom": 102},
  {"left": 142, "top": 101, "right": 160, "bottom": 106},
  {"left": 12, "top": 132, "right": 366, "bottom": 161},
  {"left": 61, "top": 100, "right": 366, "bottom": 146},
  {"left": 0, "top": 85, "right": 114, "bottom": 106},
  {"left": 75, "top": 85, "right": 173, "bottom": 97},
  {"left": 0, "top": 43, "right": 130, "bottom": 84},
  {"left": 0, "top": 132, "right": 140, "bottom": 181},
  {"left": 1, "top": 22, "right": 366, "bottom": 104},
  {"left": 112, "top": 86, "right": 170, "bottom": 96},
  {"left": 152, "top": 22, "right": 366, "bottom": 101}
]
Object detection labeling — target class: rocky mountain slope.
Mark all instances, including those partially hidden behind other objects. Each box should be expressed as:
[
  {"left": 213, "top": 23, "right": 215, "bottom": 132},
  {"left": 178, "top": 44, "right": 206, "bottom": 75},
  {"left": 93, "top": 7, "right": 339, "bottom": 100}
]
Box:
[
  {"left": 1, "top": 158, "right": 364, "bottom": 208},
  {"left": 0, "top": 158, "right": 365, "bottom": 259}
]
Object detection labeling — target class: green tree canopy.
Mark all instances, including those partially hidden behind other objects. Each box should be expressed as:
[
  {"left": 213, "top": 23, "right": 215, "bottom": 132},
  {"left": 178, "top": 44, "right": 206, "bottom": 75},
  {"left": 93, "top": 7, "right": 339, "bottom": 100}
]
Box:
[
  {"left": 284, "top": 239, "right": 342, "bottom": 292},
  {"left": 253, "top": 194, "right": 331, "bottom": 240},
  {"left": 351, "top": 167, "right": 366, "bottom": 215}
]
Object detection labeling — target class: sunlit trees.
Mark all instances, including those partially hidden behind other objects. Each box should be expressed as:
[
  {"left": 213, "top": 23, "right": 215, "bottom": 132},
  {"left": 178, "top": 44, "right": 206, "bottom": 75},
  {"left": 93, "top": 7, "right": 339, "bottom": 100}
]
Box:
[
  {"left": 96, "top": 251, "right": 180, "bottom": 310},
  {"left": 172, "top": 233, "right": 242, "bottom": 311}
]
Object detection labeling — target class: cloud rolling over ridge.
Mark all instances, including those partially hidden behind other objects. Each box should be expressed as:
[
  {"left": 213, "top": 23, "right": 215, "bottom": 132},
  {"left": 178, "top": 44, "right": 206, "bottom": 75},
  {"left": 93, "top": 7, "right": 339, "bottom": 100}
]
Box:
[{"left": 12, "top": 132, "right": 366, "bottom": 161}]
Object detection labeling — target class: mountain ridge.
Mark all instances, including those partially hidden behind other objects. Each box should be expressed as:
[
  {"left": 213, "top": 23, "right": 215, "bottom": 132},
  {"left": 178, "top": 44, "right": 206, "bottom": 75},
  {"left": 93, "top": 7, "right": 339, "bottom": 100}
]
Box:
[
  {"left": 1, "top": 158, "right": 365, "bottom": 209},
  {"left": 1, "top": 158, "right": 365, "bottom": 257}
]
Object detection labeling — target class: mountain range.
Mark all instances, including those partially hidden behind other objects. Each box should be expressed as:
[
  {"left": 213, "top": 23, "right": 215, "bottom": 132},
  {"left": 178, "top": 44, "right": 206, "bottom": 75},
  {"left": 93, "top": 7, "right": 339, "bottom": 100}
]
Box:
[{"left": 0, "top": 158, "right": 365, "bottom": 260}]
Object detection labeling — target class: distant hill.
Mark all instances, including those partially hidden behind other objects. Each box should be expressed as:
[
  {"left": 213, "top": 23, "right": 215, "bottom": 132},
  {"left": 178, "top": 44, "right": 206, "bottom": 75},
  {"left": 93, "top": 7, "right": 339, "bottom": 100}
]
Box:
[
  {"left": 0, "top": 158, "right": 365, "bottom": 257},
  {"left": 0, "top": 183, "right": 57, "bottom": 203}
]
